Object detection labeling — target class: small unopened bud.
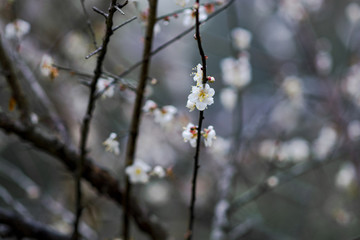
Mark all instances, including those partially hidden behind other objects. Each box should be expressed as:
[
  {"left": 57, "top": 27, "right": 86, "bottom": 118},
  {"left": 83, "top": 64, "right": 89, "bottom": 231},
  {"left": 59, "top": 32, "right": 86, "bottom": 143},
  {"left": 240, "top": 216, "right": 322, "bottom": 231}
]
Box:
[
  {"left": 163, "top": 16, "right": 170, "bottom": 22},
  {"left": 193, "top": 3, "right": 200, "bottom": 9},
  {"left": 151, "top": 78, "right": 158, "bottom": 85},
  {"left": 207, "top": 76, "right": 215, "bottom": 83},
  {"left": 193, "top": 34, "right": 197, "bottom": 40},
  {"left": 205, "top": 55, "right": 209, "bottom": 60}
]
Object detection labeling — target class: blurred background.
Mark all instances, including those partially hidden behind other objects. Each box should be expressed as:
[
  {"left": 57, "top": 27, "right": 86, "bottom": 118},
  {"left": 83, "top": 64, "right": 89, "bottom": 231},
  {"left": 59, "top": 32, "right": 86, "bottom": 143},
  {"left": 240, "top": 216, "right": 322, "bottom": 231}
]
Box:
[{"left": 1, "top": 0, "right": 360, "bottom": 239}]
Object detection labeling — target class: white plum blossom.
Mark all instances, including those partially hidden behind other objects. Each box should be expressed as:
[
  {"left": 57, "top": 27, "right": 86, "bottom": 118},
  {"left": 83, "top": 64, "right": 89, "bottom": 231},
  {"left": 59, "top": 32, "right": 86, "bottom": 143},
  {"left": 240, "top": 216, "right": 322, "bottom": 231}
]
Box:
[
  {"left": 176, "top": 0, "right": 189, "bottom": 7},
  {"left": 182, "top": 123, "right": 198, "bottom": 147},
  {"left": 96, "top": 77, "right": 115, "bottom": 99},
  {"left": 220, "top": 55, "right": 251, "bottom": 89},
  {"left": 125, "top": 160, "right": 151, "bottom": 183},
  {"left": 187, "top": 84, "right": 215, "bottom": 111},
  {"left": 220, "top": 87, "right": 238, "bottom": 111},
  {"left": 5, "top": 19, "right": 31, "bottom": 39},
  {"left": 335, "top": 162, "right": 356, "bottom": 190},
  {"left": 231, "top": 28, "right": 252, "bottom": 50},
  {"left": 40, "top": 55, "right": 59, "bottom": 79},
  {"left": 143, "top": 100, "right": 158, "bottom": 112},
  {"left": 151, "top": 166, "right": 166, "bottom": 178},
  {"left": 312, "top": 125, "right": 337, "bottom": 160},
  {"left": 267, "top": 176, "right": 279, "bottom": 188},
  {"left": 202, "top": 125, "right": 216, "bottom": 147},
  {"left": 103, "top": 133, "right": 120, "bottom": 155},
  {"left": 153, "top": 105, "right": 177, "bottom": 126},
  {"left": 183, "top": 6, "right": 208, "bottom": 26},
  {"left": 192, "top": 63, "right": 203, "bottom": 86},
  {"left": 346, "top": 2, "right": 360, "bottom": 24}
]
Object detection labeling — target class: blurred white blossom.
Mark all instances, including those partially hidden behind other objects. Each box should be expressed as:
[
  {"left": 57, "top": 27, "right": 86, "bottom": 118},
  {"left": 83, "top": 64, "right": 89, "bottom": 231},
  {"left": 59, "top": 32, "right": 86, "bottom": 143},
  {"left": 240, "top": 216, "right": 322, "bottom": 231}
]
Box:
[
  {"left": 231, "top": 28, "right": 252, "bottom": 51},
  {"left": 5, "top": 19, "right": 30, "bottom": 39},
  {"left": 270, "top": 101, "right": 300, "bottom": 132},
  {"left": 279, "top": 0, "right": 306, "bottom": 23},
  {"left": 344, "top": 64, "right": 360, "bottom": 107},
  {"left": 259, "top": 139, "right": 279, "bottom": 160},
  {"left": 220, "top": 54, "right": 252, "bottom": 89},
  {"left": 348, "top": 120, "right": 360, "bottom": 141},
  {"left": 278, "top": 138, "right": 310, "bottom": 162},
  {"left": 125, "top": 160, "right": 151, "bottom": 183},
  {"left": 267, "top": 176, "right": 279, "bottom": 187},
  {"left": 151, "top": 166, "right": 166, "bottom": 178},
  {"left": 335, "top": 162, "right": 356, "bottom": 190},
  {"left": 103, "top": 133, "right": 120, "bottom": 155},
  {"left": 183, "top": 6, "right": 207, "bottom": 26},
  {"left": 315, "top": 50, "right": 332, "bottom": 75},
  {"left": 312, "top": 125, "right": 337, "bottom": 160},
  {"left": 96, "top": 77, "right": 115, "bottom": 99},
  {"left": 346, "top": 2, "right": 360, "bottom": 24},
  {"left": 143, "top": 100, "right": 157, "bottom": 112},
  {"left": 209, "top": 137, "right": 231, "bottom": 157},
  {"left": 220, "top": 88, "right": 238, "bottom": 111},
  {"left": 176, "top": 0, "right": 189, "bottom": 7},
  {"left": 153, "top": 105, "right": 177, "bottom": 126},
  {"left": 40, "top": 55, "right": 59, "bottom": 80},
  {"left": 281, "top": 76, "right": 304, "bottom": 106},
  {"left": 182, "top": 123, "right": 198, "bottom": 147}
]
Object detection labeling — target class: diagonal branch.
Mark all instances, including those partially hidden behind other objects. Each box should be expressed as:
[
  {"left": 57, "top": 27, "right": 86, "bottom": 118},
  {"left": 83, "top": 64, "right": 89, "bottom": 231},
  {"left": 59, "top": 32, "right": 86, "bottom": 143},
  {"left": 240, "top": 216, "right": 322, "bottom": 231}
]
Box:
[
  {"left": 0, "top": 207, "right": 71, "bottom": 240},
  {"left": 0, "top": 112, "right": 169, "bottom": 240},
  {"left": 0, "top": 35, "right": 30, "bottom": 124}
]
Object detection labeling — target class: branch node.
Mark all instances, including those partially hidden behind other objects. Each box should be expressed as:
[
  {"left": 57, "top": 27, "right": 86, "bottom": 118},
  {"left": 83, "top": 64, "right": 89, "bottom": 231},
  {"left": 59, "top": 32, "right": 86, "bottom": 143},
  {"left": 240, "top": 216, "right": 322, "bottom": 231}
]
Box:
[{"left": 92, "top": 6, "right": 108, "bottom": 18}]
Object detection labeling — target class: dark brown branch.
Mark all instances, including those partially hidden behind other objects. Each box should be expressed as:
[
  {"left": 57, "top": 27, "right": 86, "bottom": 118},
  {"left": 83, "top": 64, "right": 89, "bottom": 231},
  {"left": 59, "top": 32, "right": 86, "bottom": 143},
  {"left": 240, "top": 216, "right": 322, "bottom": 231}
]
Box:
[
  {"left": 123, "top": 0, "right": 158, "bottom": 239},
  {"left": 0, "top": 207, "right": 71, "bottom": 240},
  {"left": 186, "top": 1, "right": 208, "bottom": 239},
  {"left": 74, "top": 0, "right": 119, "bottom": 239},
  {"left": 0, "top": 35, "right": 30, "bottom": 124},
  {"left": 0, "top": 112, "right": 168, "bottom": 240}
]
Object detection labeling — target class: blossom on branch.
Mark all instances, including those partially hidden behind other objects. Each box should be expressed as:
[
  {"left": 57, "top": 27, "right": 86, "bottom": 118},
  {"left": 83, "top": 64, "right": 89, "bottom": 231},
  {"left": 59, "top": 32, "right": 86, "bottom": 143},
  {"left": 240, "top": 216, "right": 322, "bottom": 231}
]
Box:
[
  {"left": 5, "top": 19, "right": 30, "bottom": 39},
  {"left": 143, "top": 100, "right": 158, "bottom": 113},
  {"left": 103, "top": 133, "right": 120, "bottom": 155},
  {"left": 182, "top": 123, "right": 198, "bottom": 147},
  {"left": 187, "top": 84, "right": 215, "bottom": 111},
  {"left": 125, "top": 160, "right": 151, "bottom": 183},
  {"left": 151, "top": 166, "right": 166, "bottom": 178},
  {"left": 192, "top": 63, "right": 203, "bottom": 86},
  {"left": 40, "top": 55, "right": 59, "bottom": 80},
  {"left": 183, "top": 6, "right": 208, "bottom": 26},
  {"left": 96, "top": 77, "right": 115, "bottom": 99},
  {"left": 202, "top": 125, "right": 216, "bottom": 147}
]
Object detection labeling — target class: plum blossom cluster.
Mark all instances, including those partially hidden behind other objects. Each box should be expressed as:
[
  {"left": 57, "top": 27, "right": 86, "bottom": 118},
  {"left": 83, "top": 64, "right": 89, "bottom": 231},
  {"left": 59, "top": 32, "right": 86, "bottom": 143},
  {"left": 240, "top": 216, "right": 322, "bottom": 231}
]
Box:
[
  {"left": 183, "top": 4, "right": 208, "bottom": 27},
  {"left": 182, "top": 123, "right": 216, "bottom": 147},
  {"left": 5, "top": 19, "right": 30, "bottom": 40},
  {"left": 186, "top": 64, "right": 215, "bottom": 111},
  {"left": 143, "top": 100, "right": 177, "bottom": 126},
  {"left": 220, "top": 27, "right": 252, "bottom": 111},
  {"left": 125, "top": 159, "right": 166, "bottom": 184},
  {"left": 40, "top": 55, "right": 59, "bottom": 80}
]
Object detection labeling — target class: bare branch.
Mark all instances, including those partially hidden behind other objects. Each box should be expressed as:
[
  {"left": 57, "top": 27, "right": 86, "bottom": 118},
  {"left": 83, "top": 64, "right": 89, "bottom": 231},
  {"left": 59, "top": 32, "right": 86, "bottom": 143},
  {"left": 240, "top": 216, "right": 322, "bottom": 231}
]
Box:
[
  {"left": 92, "top": 6, "right": 108, "bottom": 18},
  {"left": 0, "top": 112, "right": 169, "bottom": 240},
  {"left": 123, "top": 0, "right": 158, "bottom": 239},
  {"left": 85, "top": 46, "right": 102, "bottom": 59},
  {"left": 0, "top": 207, "right": 71, "bottom": 240},
  {"left": 112, "top": 16, "right": 137, "bottom": 32},
  {"left": 80, "top": 0, "right": 98, "bottom": 49}
]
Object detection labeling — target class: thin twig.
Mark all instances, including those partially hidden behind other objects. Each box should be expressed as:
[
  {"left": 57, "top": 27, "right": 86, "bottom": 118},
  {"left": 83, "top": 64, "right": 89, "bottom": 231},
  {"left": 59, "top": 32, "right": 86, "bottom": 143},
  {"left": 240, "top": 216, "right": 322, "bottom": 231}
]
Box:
[
  {"left": 0, "top": 35, "right": 30, "bottom": 124},
  {"left": 122, "top": 0, "right": 158, "bottom": 239},
  {"left": 112, "top": 16, "right": 137, "bottom": 32},
  {"left": 92, "top": 6, "right": 108, "bottom": 18},
  {"left": 85, "top": 46, "right": 102, "bottom": 59},
  {"left": 74, "top": 1, "right": 119, "bottom": 239},
  {"left": 186, "top": 1, "right": 208, "bottom": 239},
  {"left": 0, "top": 112, "right": 169, "bottom": 240},
  {"left": 80, "top": 0, "right": 98, "bottom": 49}
]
